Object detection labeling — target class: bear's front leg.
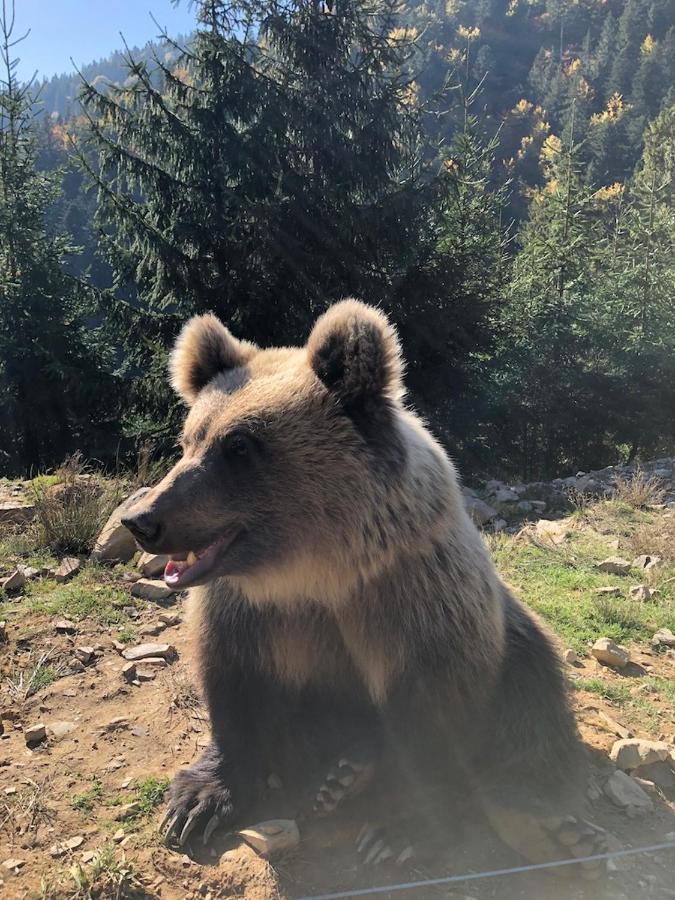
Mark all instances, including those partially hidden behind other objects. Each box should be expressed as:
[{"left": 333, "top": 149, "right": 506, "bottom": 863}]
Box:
[{"left": 162, "top": 739, "right": 243, "bottom": 847}]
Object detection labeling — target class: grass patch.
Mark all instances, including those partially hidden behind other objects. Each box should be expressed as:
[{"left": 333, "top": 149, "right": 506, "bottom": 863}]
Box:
[
  {"left": 21, "top": 568, "right": 133, "bottom": 626},
  {"left": 72, "top": 779, "right": 104, "bottom": 814},
  {"left": 115, "top": 625, "right": 136, "bottom": 644},
  {"left": 31, "top": 454, "right": 122, "bottom": 556},
  {"left": 490, "top": 520, "right": 675, "bottom": 653},
  {"left": 5, "top": 650, "right": 68, "bottom": 700},
  {"left": 68, "top": 843, "right": 144, "bottom": 899},
  {"left": 613, "top": 469, "right": 666, "bottom": 509},
  {"left": 573, "top": 677, "right": 632, "bottom": 704},
  {"left": 136, "top": 776, "right": 169, "bottom": 816}
]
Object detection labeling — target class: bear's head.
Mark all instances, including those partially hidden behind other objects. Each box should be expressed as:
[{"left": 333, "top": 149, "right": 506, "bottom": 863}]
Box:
[{"left": 122, "top": 300, "right": 447, "bottom": 602}]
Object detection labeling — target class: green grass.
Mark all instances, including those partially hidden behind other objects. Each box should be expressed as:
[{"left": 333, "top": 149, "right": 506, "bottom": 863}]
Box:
[
  {"left": 115, "top": 625, "right": 137, "bottom": 644},
  {"left": 572, "top": 677, "right": 632, "bottom": 703},
  {"left": 72, "top": 779, "right": 104, "bottom": 813},
  {"left": 10, "top": 566, "right": 135, "bottom": 627},
  {"left": 489, "top": 517, "right": 675, "bottom": 654},
  {"left": 136, "top": 776, "right": 169, "bottom": 815}
]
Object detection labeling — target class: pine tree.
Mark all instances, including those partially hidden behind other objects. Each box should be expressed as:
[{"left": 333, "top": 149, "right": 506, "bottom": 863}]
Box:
[
  {"left": 80, "top": 0, "right": 473, "bottom": 450},
  {"left": 0, "top": 1, "right": 115, "bottom": 473}
]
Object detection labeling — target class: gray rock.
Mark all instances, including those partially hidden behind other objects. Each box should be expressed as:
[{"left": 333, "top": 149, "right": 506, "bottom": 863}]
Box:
[
  {"left": 633, "top": 554, "right": 662, "bottom": 572},
  {"left": 54, "top": 618, "right": 76, "bottom": 634},
  {"left": 49, "top": 835, "right": 84, "bottom": 857},
  {"left": 652, "top": 628, "right": 675, "bottom": 648},
  {"left": 633, "top": 761, "right": 675, "bottom": 790},
  {"left": 47, "top": 721, "right": 77, "bottom": 742},
  {"left": 54, "top": 557, "right": 81, "bottom": 583},
  {"left": 137, "top": 552, "right": 169, "bottom": 578},
  {"left": 463, "top": 496, "right": 498, "bottom": 526},
  {"left": 130, "top": 579, "right": 173, "bottom": 602},
  {"left": 115, "top": 802, "right": 140, "bottom": 821},
  {"left": 610, "top": 739, "right": 670, "bottom": 770},
  {"left": 121, "top": 662, "right": 137, "bottom": 682},
  {"left": 140, "top": 622, "right": 167, "bottom": 637},
  {"left": 563, "top": 648, "right": 578, "bottom": 664},
  {"left": 90, "top": 488, "right": 150, "bottom": 564},
  {"left": 594, "top": 586, "right": 622, "bottom": 597},
  {"left": 24, "top": 722, "right": 46, "bottom": 744},
  {"left": 516, "top": 500, "right": 533, "bottom": 513},
  {"left": 0, "top": 503, "right": 35, "bottom": 525},
  {"left": 604, "top": 770, "right": 653, "bottom": 813},
  {"left": 0, "top": 569, "right": 25, "bottom": 592},
  {"left": 158, "top": 612, "right": 181, "bottom": 627},
  {"left": 591, "top": 638, "right": 630, "bottom": 668},
  {"left": 596, "top": 557, "right": 632, "bottom": 576},
  {"left": 629, "top": 585, "right": 652, "bottom": 601},
  {"left": 74, "top": 646, "right": 94, "bottom": 664},
  {"left": 238, "top": 819, "right": 300, "bottom": 857},
  {"left": 494, "top": 487, "right": 519, "bottom": 503},
  {"left": 121, "top": 643, "right": 176, "bottom": 662}
]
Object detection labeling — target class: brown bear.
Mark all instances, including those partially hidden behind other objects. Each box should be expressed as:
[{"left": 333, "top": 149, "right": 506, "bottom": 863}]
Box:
[{"left": 122, "top": 299, "right": 606, "bottom": 875}]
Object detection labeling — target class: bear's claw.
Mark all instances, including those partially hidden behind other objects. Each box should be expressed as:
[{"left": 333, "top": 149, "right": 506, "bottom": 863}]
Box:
[
  {"left": 313, "top": 756, "right": 375, "bottom": 816},
  {"left": 356, "top": 822, "right": 414, "bottom": 866}
]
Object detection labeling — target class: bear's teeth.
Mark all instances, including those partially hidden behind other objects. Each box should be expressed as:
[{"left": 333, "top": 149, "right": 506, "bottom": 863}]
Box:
[{"left": 187, "top": 551, "right": 197, "bottom": 566}]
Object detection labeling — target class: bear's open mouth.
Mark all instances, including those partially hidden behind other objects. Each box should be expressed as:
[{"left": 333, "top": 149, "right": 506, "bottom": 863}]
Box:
[{"left": 163, "top": 532, "right": 238, "bottom": 589}]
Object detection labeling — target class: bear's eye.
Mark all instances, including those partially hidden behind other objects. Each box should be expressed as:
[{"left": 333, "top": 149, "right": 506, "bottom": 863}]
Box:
[{"left": 222, "top": 431, "right": 253, "bottom": 460}]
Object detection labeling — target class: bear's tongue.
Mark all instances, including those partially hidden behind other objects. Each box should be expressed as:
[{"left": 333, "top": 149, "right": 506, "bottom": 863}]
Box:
[{"left": 163, "top": 538, "right": 228, "bottom": 588}]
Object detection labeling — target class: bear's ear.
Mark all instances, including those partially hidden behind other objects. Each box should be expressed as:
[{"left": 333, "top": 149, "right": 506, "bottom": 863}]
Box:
[
  {"left": 307, "top": 300, "right": 404, "bottom": 412},
  {"left": 169, "top": 313, "right": 256, "bottom": 405}
]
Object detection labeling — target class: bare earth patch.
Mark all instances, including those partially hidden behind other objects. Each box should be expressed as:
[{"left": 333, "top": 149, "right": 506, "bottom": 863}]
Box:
[{"left": 0, "top": 489, "right": 674, "bottom": 899}]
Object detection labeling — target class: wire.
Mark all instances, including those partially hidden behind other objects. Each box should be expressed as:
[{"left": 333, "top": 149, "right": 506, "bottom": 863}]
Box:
[{"left": 295, "top": 839, "right": 675, "bottom": 900}]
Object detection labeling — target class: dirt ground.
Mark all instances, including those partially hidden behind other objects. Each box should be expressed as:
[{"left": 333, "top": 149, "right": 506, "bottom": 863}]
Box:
[
  {"left": 1, "top": 588, "right": 674, "bottom": 899},
  {"left": 1, "top": 476, "right": 674, "bottom": 898}
]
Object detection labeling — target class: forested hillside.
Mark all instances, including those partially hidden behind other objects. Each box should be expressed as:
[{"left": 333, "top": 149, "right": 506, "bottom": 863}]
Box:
[{"left": 1, "top": 0, "right": 673, "bottom": 480}]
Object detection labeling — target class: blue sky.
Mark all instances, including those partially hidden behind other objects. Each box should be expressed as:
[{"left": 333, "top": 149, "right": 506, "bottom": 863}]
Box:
[{"left": 13, "top": 0, "right": 197, "bottom": 81}]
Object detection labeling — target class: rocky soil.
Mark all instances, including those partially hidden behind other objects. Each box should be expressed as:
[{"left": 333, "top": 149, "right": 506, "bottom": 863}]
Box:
[{"left": 0, "top": 464, "right": 674, "bottom": 899}]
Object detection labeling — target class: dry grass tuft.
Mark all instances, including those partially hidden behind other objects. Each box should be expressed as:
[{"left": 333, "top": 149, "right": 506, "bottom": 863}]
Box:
[
  {"left": 627, "top": 515, "right": 675, "bottom": 565},
  {"left": 0, "top": 776, "right": 55, "bottom": 842},
  {"left": 68, "top": 844, "right": 145, "bottom": 899},
  {"left": 5, "top": 649, "right": 68, "bottom": 701},
  {"left": 31, "top": 453, "right": 122, "bottom": 555},
  {"left": 613, "top": 469, "right": 666, "bottom": 509}
]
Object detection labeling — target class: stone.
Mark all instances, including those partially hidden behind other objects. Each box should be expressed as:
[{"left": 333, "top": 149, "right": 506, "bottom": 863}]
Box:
[
  {"left": 74, "top": 646, "right": 94, "bottom": 664},
  {"left": 54, "top": 557, "right": 81, "bottom": 583},
  {"left": 49, "top": 835, "right": 84, "bottom": 857},
  {"left": 596, "top": 557, "right": 632, "bottom": 576},
  {"left": 594, "top": 586, "right": 621, "bottom": 597},
  {"left": 158, "top": 612, "right": 181, "bottom": 627},
  {"left": 604, "top": 770, "right": 653, "bottom": 813},
  {"left": 492, "top": 518, "right": 507, "bottom": 532},
  {"left": 130, "top": 579, "right": 173, "bottom": 602},
  {"left": 563, "top": 648, "right": 578, "bottom": 664},
  {"left": 121, "top": 662, "right": 137, "bottom": 682},
  {"left": 123, "top": 606, "right": 139, "bottom": 618},
  {"left": 534, "top": 519, "right": 571, "bottom": 544},
  {"left": 652, "top": 628, "right": 675, "bottom": 648},
  {"left": 140, "top": 622, "right": 167, "bottom": 637},
  {"left": 115, "top": 802, "right": 140, "bottom": 821},
  {"left": 80, "top": 851, "right": 97, "bottom": 864},
  {"left": 136, "top": 668, "right": 156, "bottom": 682},
  {"left": 633, "top": 554, "right": 662, "bottom": 572},
  {"left": 610, "top": 739, "right": 670, "bottom": 770},
  {"left": 134, "top": 656, "right": 167, "bottom": 667},
  {"left": 2, "top": 858, "right": 25, "bottom": 871},
  {"left": 18, "top": 565, "right": 40, "bottom": 580},
  {"left": 629, "top": 585, "right": 652, "bottom": 601},
  {"left": 121, "top": 643, "right": 176, "bottom": 662},
  {"left": 47, "top": 721, "right": 77, "bottom": 742},
  {"left": 494, "top": 487, "right": 519, "bottom": 503},
  {"left": 24, "top": 723, "right": 46, "bottom": 744},
  {"left": 463, "top": 496, "right": 497, "bottom": 526},
  {"left": 0, "top": 502, "right": 34, "bottom": 525},
  {"left": 531, "top": 500, "right": 547, "bottom": 512},
  {"left": 90, "top": 488, "right": 150, "bottom": 564},
  {"left": 238, "top": 819, "right": 300, "bottom": 857},
  {"left": 0, "top": 569, "right": 25, "bottom": 592},
  {"left": 591, "top": 638, "right": 630, "bottom": 668},
  {"left": 137, "top": 552, "right": 170, "bottom": 578},
  {"left": 633, "top": 761, "right": 675, "bottom": 790},
  {"left": 516, "top": 500, "right": 533, "bottom": 513},
  {"left": 55, "top": 618, "right": 76, "bottom": 634},
  {"left": 113, "top": 828, "right": 125, "bottom": 843}
]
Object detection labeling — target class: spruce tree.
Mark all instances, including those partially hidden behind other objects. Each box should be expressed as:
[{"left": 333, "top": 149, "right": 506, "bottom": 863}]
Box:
[{"left": 0, "top": 1, "right": 114, "bottom": 473}]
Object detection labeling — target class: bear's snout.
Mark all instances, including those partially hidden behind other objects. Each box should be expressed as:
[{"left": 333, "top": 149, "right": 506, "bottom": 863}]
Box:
[{"left": 121, "top": 508, "right": 162, "bottom": 548}]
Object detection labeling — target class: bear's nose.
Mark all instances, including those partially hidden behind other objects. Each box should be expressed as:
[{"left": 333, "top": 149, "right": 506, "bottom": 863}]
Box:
[{"left": 121, "top": 510, "right": 161, "bottom": 545}]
